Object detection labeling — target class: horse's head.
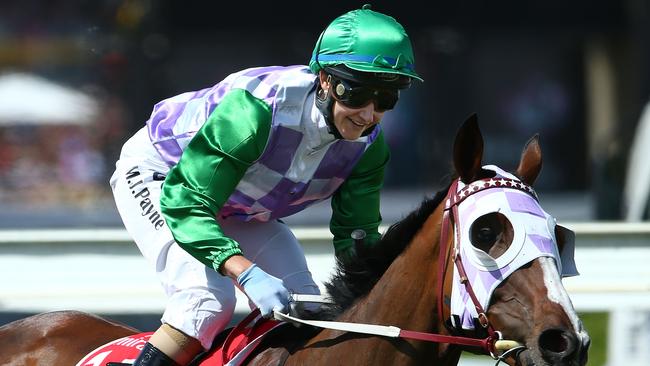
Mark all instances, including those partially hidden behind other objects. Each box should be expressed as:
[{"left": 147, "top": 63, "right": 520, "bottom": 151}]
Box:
[{"left": 444, "top": 114, "right": 590, "bottom": 366}]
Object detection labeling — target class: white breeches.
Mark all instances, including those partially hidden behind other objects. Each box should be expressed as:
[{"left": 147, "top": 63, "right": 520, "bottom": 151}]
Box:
[{"left": 109, "top": 128, "right": 320, "bottom": 349}]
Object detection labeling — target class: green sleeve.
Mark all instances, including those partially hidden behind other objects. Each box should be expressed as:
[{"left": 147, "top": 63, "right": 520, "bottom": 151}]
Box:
[
  {"left": 160, "top": 89, "right": 271, "bottom": 272},
  {"left": 330, "top": 130, "right": 390, "bottom": 260}
]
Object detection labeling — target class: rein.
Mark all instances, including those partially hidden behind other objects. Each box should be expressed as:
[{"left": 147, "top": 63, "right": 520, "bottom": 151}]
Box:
[{"left": 273, "top": 311, "right": 520, "bottom": 354}]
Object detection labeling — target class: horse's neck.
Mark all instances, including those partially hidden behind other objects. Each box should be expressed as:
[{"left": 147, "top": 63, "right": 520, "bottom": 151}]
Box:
[
  {"left": 339, "top": 207, "right": 459, "bottom": 364},
  {"left": 285, "top": 207, "right": 462, "bottom": 366},
  {"left": 346, "top": 225, "right": 440, "bottom": 328}
]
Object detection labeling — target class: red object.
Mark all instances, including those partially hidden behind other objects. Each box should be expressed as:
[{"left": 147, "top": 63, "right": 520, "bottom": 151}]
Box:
[
  {"left": 74, "top": 333, "right": 153, "bottom": 365},
  {"left": 204, "top": 309, "right": 283, "bottom": 365},
  {"left": 75, "top": 310, "right": 283, "bottom": 366}
]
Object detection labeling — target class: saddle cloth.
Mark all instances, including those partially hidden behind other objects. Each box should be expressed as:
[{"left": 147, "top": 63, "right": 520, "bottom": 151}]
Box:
[
  {"left": 74, "top": 333, "right": 153, "bottom": 366},
  {"left": 75, "top": 310, "right": 284, "bottom": 366}
]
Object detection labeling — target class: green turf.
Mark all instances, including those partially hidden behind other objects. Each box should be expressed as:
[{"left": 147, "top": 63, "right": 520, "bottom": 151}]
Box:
[{"left": 579, "top": 312, "right": 608, "bottom": 366}]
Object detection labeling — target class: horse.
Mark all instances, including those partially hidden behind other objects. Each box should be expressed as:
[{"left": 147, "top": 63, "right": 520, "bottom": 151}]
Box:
[{"left": 0, "top": 114, "right": 590, "bottom": 366}]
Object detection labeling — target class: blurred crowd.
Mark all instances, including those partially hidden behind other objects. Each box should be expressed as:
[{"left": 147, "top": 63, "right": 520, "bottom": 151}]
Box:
[
  {"left": 0, "top": 95, "right": 127, "bottom": 207},
  {"left": 0, "top": 0, "right": 649, "bottom": 219}
]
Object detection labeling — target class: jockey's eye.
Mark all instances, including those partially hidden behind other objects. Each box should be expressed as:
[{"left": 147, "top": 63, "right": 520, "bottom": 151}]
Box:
[{"left": 469, "top": 212, "right": 512, "bottom": 257}]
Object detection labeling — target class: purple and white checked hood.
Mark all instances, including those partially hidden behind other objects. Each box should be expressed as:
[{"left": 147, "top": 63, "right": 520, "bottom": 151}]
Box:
[{"left": 449, "top": 165, "right": 579, "bottom": 330}]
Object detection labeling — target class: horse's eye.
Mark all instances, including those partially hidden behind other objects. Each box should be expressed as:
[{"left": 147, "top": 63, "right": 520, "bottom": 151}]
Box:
[
  {"left": 469, "top": 213, "right": 504, "bottom": 253},
  {"left": 476, "top": 227, "right": 496, "bottom": 243}
]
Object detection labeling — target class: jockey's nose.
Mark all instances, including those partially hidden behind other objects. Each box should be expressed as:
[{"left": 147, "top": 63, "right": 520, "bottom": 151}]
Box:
[
  {"left": 356, "top": 102, "right": 376, "bottom": 121},
  {"left": 538, "top": 327, "right": 587, "bottom": 365}
]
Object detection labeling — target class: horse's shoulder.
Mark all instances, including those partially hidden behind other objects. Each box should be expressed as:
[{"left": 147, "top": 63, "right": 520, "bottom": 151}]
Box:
[
  {"left": 246, "top": 346, "right": 290, "bottom": 366},
  {"left": 245, "top": 324, "right": 319, "bottom": 366}
]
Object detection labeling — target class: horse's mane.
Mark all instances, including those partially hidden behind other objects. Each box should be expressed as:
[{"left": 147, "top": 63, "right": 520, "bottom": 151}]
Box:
[{"left": 319, "top": 182, "right": 452, "bottom": 320}]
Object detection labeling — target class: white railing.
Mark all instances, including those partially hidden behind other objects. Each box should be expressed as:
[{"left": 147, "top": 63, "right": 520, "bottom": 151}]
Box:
[
  {"left": 1, "top": 223, "right": 649, "bottom": 366},
  {"left": 1, "top": 223, "right": 649, "bottom": 308},
  {"left": 0, "top": 227, "right": 337, "bottom": 244},
  {"left": 2, "top": 221, "right": 650, "bottom": 244},
  {"left": 0, "top": 221, "right": 650, "bottom": 245}
]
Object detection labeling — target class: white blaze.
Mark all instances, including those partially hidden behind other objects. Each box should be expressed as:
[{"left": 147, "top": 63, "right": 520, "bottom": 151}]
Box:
[{"left": 540, "top": 257, "right": 590, "bottom": 343}]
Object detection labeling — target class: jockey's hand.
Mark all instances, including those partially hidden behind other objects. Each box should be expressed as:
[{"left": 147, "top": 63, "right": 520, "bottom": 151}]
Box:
[{"left": 237, "top": 264, "right": 290, "bottom": 318}]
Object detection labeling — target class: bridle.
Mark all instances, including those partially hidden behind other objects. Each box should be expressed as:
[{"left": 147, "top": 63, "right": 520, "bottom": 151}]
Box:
[
  {"left": 273, "top": 176, "right": 534, "bottom": 361},
  {"left": 436, "top": 176, "right": 537, "bottom": 358}
]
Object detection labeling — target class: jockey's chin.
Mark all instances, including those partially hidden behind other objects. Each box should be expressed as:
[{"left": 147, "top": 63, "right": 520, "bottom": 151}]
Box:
[{"left": 332, "top": 101, "right": 383, "bottom": 140}]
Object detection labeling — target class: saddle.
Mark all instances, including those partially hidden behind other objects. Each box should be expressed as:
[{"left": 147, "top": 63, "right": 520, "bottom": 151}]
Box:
[
  {"left": 202, "top": 309, "right": 286, "bottom": 365},
  {"left": 75, "top": 310, "right": 287, "bottom": 366}
]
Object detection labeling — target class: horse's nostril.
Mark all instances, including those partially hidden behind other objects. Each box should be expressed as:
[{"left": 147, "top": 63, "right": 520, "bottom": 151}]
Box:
[
  {"left": 539, "top": 329, "right": 567, "bottom": 353},
  {"left": 539, "top": 328, "right": 578, "bottom": 361}
]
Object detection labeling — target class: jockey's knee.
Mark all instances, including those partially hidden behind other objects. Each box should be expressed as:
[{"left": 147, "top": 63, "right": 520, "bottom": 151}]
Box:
[
  {"left": 283, "top": 270, "right": 321, "bottom": 295},
  {"left": 162, "top": 288, "right": 236, "bottom": 349}
]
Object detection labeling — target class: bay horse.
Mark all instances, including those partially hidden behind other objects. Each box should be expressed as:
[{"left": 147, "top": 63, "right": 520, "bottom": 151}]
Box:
[{"left": 0, "top": 115, "right": 590, "bottom": 366}]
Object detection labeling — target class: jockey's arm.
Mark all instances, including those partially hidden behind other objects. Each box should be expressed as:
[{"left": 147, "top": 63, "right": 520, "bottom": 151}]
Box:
[
  {"left": 220, "top": 254, "right": 254, "bottom": 279},
  {"left": 159, "top": 89, "right": 272, "bottom": 274},
  {"left": 330, "top": 130, "right": 390, "bottom": 262}
]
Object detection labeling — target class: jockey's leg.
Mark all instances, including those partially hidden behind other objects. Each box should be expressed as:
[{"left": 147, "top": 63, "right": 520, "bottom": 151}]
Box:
[
  {"left": 110, "top": 131, "right": 319, "bottom": 364},
  {"left": 219, "top": 218, "right": 321, "bottom": 306},
  {"left": 130, "top": 340, "right": 181, "bottom": 366},
  {"left": 131, "top": 324, "right": 201, "bottom": 365},
  {"left": 128, "top": 247, "right": 237, "bottom": 365},
  {"left": 110, "top": 147, "right": 238, "bottom": 364}
]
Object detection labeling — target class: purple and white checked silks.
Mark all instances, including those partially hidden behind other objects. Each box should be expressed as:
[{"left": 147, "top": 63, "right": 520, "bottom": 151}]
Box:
[{"left": 145, "top": 66, "right": 379, "bottom": 222}]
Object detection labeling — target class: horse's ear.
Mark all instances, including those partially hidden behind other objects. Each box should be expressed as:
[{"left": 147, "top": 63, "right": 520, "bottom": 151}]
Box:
[
  {"left": 516, "top": 134, "right": 543, "bottom": 185},
  {"left": 453, "top": 113, "right": 484, "bottom": 184}
]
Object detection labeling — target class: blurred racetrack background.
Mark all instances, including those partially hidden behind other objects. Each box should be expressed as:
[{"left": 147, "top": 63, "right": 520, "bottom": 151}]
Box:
[{"left": 1, "top": 1, "right": 649, "bottom": 365}]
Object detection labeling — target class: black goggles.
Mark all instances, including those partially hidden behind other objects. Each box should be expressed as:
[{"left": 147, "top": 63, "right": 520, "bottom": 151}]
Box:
[{"left": 329, "top": 76, "right": 399, "bottom": 112}]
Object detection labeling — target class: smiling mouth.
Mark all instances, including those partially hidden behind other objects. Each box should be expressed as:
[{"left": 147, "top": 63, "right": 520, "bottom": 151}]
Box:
[{"left": 349, "top": 118, "right": 369, "bottom": 128}]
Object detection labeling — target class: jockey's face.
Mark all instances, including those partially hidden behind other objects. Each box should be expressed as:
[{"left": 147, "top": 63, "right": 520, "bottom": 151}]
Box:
[
  {"left": 319, "top": 72, "right": 387, "bottom": 140},
  {"left": 332, "top": 99, "right": 384, "bottom": 140}
]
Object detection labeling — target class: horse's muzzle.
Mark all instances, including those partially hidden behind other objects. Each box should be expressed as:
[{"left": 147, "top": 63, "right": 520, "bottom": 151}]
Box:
[{"left": 538, "top": 327, "right": 590, "bottom": 365}]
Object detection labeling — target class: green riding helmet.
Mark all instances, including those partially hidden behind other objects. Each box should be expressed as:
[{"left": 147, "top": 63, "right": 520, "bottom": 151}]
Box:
[{"left": 309, "top": 5, "right": 423, "bottom": 89}]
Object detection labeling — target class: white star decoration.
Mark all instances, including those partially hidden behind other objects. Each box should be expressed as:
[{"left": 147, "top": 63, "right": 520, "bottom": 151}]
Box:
[{"left": 452, "top": 178, "right": 537, "bottom": 202}]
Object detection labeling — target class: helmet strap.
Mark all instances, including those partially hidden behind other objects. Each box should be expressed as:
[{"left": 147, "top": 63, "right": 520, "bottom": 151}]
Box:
[{"left": 315, "top": 76, "right": 343, "bottom": 139}]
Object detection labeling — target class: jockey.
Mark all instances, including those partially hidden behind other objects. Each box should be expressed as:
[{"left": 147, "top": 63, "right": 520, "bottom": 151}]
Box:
[{"left": 110, "top": 5, "right": 422, "bottom": 365}]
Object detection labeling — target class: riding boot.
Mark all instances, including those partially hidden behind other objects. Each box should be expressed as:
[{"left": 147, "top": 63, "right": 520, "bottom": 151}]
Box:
[{"left": 132, "top": 342, "right": 180, "bottom": 366}]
